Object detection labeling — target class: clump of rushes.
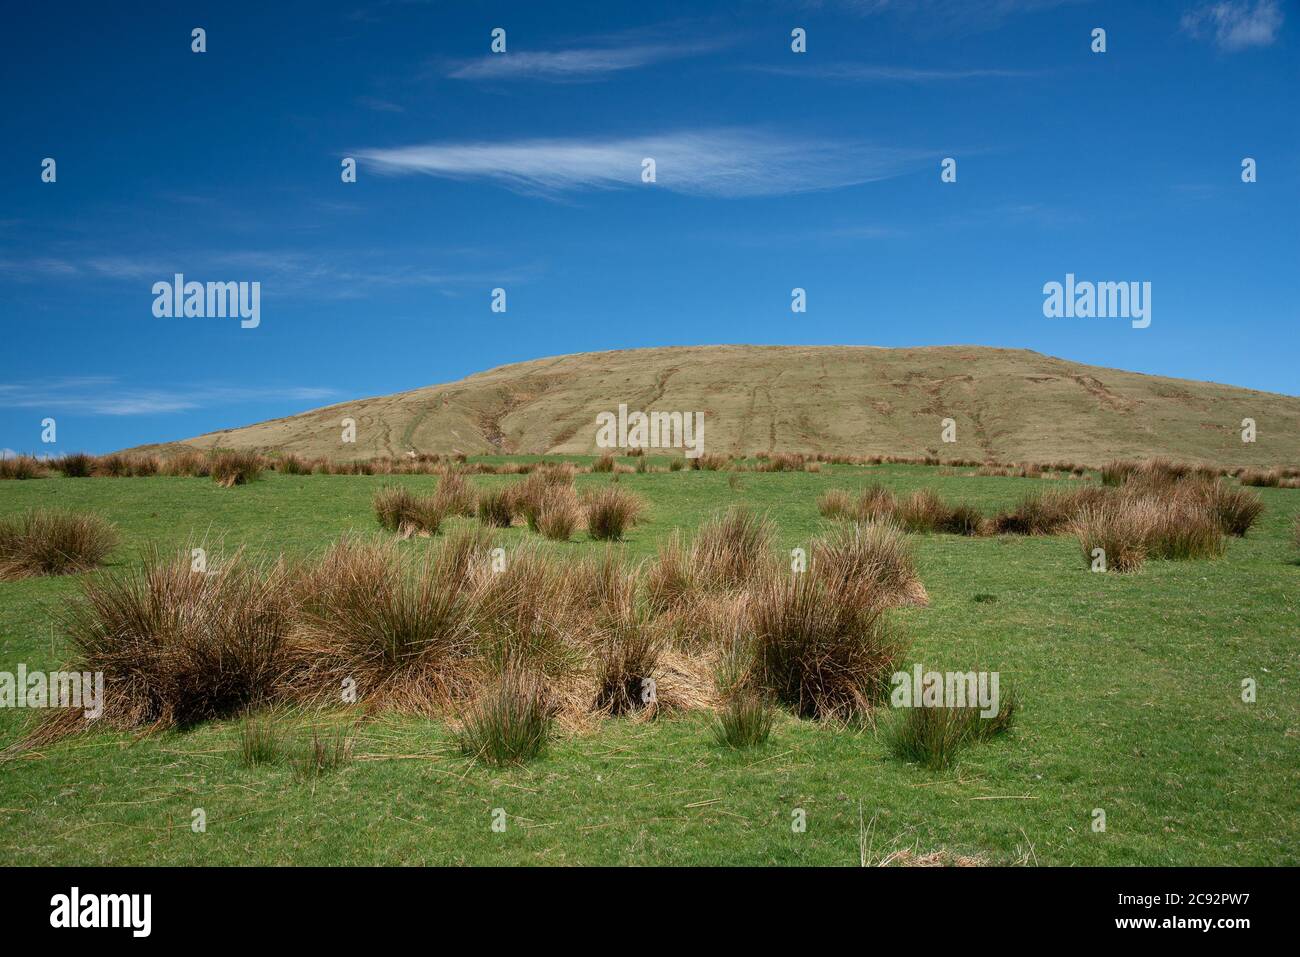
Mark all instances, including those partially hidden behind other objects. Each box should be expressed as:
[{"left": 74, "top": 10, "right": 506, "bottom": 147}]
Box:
[
  {"left": 817, "top": 489, "right": 854, "bottom": 520},
  {"left": 210, "top": 450, "right": 264, "bottom": 487},
  {"left": 591, "top": 453, "right": 616, "bottom": 473},
  {"left": 856, "top": 484, "right": 898, "bottom": 523},
  {"left": 897, "top": 489, "right": 948, "bottom": 533},
  {"left": 583, "top": 486, "right": 645, "bottom": 541},
  {"left": 711, "top": 641, "right": 773, "bottom": 749},
  {"left": 293, "top": 726, "right": 355, "bottom": 780},
  {"left": 373, "top": 485, "right": 443, "bottom": 537},
  {"left": 536, "top": 485, "right": 583, "bottom": 541},
  {"left": 1177, "top": 480, "right": 1262, "bottom": 537},
  {"left": 1145, "top": 498, "right": 1225, "bottom": 560},
  {"left": 887, "top": 685, "right": 1018, "bottom": 770},
  {"left": 436, "top": 524, "right": 496, "bottom": 586},
  {"left": 749, "top": 562, "right": 906, "bottom": 721},
  {"left": 455, "top": 669, "right": 552, "bottom": 766},
  {"left": 0, "top": 455, "right": 44, "bottom": 480},
  {"left": 1071, "top": 501, "right": 1153, "bottom": 572},
  {"left": 690, "top": 507, "right": 774, "bottom": 588},
  {"left": 54, "top": 452, "right": 95, "bottom": 478},
  {"left": 588, "top": 568, "right": 664, "bottom": 715},
  {"left": 993, "top": 487, "right": 1109, "bottom": 535},
  {"left": 1238, "top": 468, "right": 1280, "bottom": 488},
  {"left": 810, "top": 520, "right": 928, "bottom": 609},
  {"left": 643, "top": 531, "right": 696, "bottom": 615},
  {"left": 471, "top": 543, "right": 585, "bottom": 687},
  {"left": 162, "top": 452, "right": 211, "bottom": 477},
  {"left": 690, "top": 452, "right": 729, "bottom": 471},
  {"left": 277, "top": 453, "right": 311, "bottom": 475},
  {"left": 509, "top": 466, "right": 576, "bottom": 531},
  {"left": 57, "top": 548, "right": 297, "bottom": 731},
  {"left": 475, "top": 486, "right": 515, "bottom": 527},
  {"left": 1100, "top": 459, "right": 1140, "bottom": 487},
  {"left": 93, "top": 453, "right": 131, "bottom": 478},
  {"left": 433, "top": 469, "right": 477, "bottom": 517},
  {"left": 292, "top": 539, "right": 476, "bottom": 712},
  {"left": 238, "top": 716, "right": 284, "bottom": 767},
  {"left": 939, "top": 503, "right": 986, "bottom": 536},
  {"left": 0, "top": 509, "right": 119, "bottom": 581}
]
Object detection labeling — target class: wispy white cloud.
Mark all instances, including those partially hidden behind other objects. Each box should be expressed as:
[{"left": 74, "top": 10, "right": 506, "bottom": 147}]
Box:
[
  {"left": 445, "top": 33, "right": 723, "bottom": 82},
  {"left": 1181, "top": 0, "right": 1283, "bottom": 51},
  {"left": 357, "top": 129, "right": 934, "bottom": 198},
  {"left": 0, "top": 377, "right": 335, "bottom": 416},
  {"left": 756, "top": 63, "right": 1034, "bottom": 82},
  {"left": 0, "top": 250, "right": 539, "bottom": 298},
  {"left": 354, "top": 95, "right": 405, "bottom": 113}
]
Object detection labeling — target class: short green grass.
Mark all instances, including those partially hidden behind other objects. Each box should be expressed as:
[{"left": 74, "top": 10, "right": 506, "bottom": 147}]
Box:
[{"left": 1, "top": 460, "right": 1297, "bottom": 865}]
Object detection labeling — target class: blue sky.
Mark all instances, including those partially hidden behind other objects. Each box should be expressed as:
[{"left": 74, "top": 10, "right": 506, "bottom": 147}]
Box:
[{"left": 1, "top": 0, "right": 1296, "bottom": 454}]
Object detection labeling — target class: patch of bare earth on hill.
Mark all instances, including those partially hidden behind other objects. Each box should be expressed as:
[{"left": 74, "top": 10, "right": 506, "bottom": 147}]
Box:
[
  {"left": 1069, "top": 374, "right": 1135, "bottom": 414},
  {"left": 473, "top": 377, "right": 567, "bottom": 453}
]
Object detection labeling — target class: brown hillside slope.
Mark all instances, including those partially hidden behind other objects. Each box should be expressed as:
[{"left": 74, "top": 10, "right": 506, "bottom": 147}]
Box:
[{"left": 135, "top": 345, "right": 1300, "bottom": 467}]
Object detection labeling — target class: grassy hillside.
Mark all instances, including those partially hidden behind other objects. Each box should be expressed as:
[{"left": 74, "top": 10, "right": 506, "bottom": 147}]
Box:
[
  {"left": 135, "top": 346, "right": 1300, "bottom": 468},
  {"left": 2, "top": 460, "right": 1297, "bottom": 865}
]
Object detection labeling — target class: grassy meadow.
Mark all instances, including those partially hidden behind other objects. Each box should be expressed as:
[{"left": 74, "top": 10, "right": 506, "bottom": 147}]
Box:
[{"left": 1, "top": 458, "right": 1297, "bottom": 866}]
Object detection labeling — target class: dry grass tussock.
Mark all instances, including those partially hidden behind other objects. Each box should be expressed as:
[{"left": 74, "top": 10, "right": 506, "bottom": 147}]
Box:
[
  {"left": 16, "top": 505, "right": 928, "bottom": 754},
  {"left": 0, "top": 509, "right": 119, "bottom": 581}
]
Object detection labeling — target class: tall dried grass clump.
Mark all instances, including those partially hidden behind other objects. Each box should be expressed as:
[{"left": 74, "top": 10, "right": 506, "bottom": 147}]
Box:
[
  {"left": 897, "top": 489, "right": 949, "bottom": 533},
  {"left": 817, "top": 489, "right": 854, "bottom": 520},
  {"left": 821, "top": 485, "right": 899, "bottom": 525},
  {"left": 372, "top": 485, "right": 443, "bottom": 537},
  {"left": 690, "top": 453, "right": 729, "bottom": 471},
  {"left": 1072, "top": 495, "right": 1224, "bottom": 571},
  {"left": 92, "top": 453, "right": 131, "bottom": 478},
  {"left": 0, "top": 455, "right": 44, "bottom": 480},
  {"left": 575, "top": 556, "right": 665, "bottom": 716},
  {"left": 56, "top": 548, "right": 297, "bottom": 731},
  {"left": 455, "top": 668, "right": 552, "bottom": 766},
  {"left": 0, "top": 509, "right": 119, "bottom": 580},
  {"left": 536, "top": 485, "right": 583, "bottom": 541},
  {"left": 690, "top": 507, "right": 774, "bottom": 589},
  {"left": 54, "top": 453, "right": 95, "bottom": 478},
  {"left": 1071, "top": 501, "right": 1154, "bottom": 572},
  {"left": 210, "top": 451, "right": 264, "bottom": 487},
  {"left": 1175, "top": 480, "right": 1262, "bottom": 536},
  {"left": 160, "top": 451, "right": 211, "bottom": 477},
  {"left": 433, "top": 469, "right": 477, "bottom": 517},
  {"left": 748, "top": 563, "right": 906, "bottom": 721},
  {"left": 583, "top": 486, "right": 645, "bottom": 541},
  {"left": 643, "top": 531, "right": 696, "bottom": 615},
  {"left": 1239, "top": 468, "right": 1280, "bottom": 488},
  {"left": 811, "top": 521, "right": 929, "bottom": 608},
  {"left": 475, "top": 486, "right": 515, "bottom": 527},
  {"left": 993, "top": 487, "right": 1109, "bottom": 535},
  {"left": 1145, "top": 499, "right": 1225, "bottom": 560},
  {"left": 277, "top": 453, "right": 311, "bottom": 475},
  {"left": 755, "top": 452, "right": 805, "bottom": 473},
  {"left": 509, "top": 466, "right": 576, "bottom": 530},
  {"left": 469, "top": 544, "right": 588, "bottom": 708},
  {"left": 592, "top": 453, "right": 616, "bottom": 473},
  {"left": 291, "top": 539, "right": 476, "bottom": 711}
]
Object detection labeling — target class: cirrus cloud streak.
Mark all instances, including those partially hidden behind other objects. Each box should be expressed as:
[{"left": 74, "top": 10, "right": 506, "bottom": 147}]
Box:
[{"left": 356, "top": 129, "right": 935, "bottom": 198}]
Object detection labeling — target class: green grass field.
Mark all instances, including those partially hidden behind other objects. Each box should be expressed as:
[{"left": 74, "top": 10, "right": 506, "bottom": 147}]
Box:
[{"left": 2, "top": 461, "right": 1297, "bottom": 866}]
